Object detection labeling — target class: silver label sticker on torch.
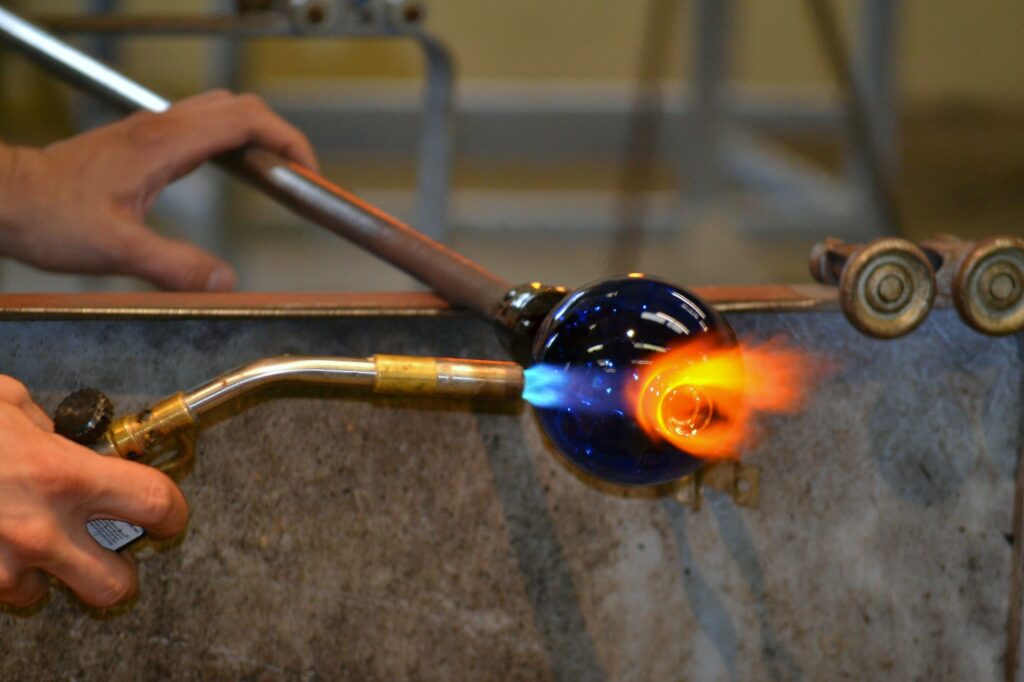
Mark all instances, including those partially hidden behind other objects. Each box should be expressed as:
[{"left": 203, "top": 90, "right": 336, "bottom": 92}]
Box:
[{"left": 86, "top": 519, "right": 144, "bottom": 551}]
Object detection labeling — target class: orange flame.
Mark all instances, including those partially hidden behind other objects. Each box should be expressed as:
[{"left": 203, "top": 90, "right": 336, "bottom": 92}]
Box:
[{"left": 632, "top": 337, "right": 815, "bottom": 459}]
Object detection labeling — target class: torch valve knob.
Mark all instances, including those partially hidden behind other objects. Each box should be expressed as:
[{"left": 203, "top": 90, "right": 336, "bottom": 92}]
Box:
[{"left": 54, "top": 388, "right": 114, "bottom": 446}]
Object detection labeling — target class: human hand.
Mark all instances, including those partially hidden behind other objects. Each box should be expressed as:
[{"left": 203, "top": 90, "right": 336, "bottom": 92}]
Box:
[
  {"left": 0, "top": 376, "right": 188, "bottom": 609},
  {"left": 0, "top": 90, "right": 317, "bottom": 291}
]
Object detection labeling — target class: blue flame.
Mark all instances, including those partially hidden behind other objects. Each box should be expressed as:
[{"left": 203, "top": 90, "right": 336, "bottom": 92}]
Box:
[
  {"left": 523, "top": 363, "right": 627, "bottom": 415},
  {"left": 522, "top": 364, "right": 571, "bottom": 408}
]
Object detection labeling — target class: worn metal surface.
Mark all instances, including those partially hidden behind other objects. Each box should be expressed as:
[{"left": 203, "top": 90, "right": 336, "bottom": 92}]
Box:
[
  {"left": 0, "top": 305, "right": 1019, "bottom": 680},
  {"left": 0, "top": 286, "right": 841, "bottom": 319}
]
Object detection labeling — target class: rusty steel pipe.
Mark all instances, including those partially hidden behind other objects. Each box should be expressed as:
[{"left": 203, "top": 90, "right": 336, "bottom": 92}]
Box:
[{"left": 0, "top": 6, "right": 513, "bottom": 322}]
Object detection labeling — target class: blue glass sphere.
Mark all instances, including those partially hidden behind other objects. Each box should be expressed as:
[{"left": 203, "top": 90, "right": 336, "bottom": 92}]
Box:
[{"left": 530, "top": 275, "right": 736, "bottom": 486}]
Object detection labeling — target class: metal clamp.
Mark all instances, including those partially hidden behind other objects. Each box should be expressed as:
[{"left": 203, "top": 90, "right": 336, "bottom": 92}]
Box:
[{"left": 674, "top": 461, "right": 761, "bottom": 510}]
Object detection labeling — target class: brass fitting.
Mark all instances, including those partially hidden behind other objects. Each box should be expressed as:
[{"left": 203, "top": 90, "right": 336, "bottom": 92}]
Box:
[
  {"left": 97, "top": 393, "right": 198, "bottom": 474},
  {"left": 920, "top": 235, "right": 1024, "bottom": 336},
  {"left": 809, "top": 237, "right": 936, "bottom": 338},
  {"left": 674, "top": 461, "right": 760, "bottom": 511},
  {"left": 373, "top": 355, "right": 523, "bottom": 399}
]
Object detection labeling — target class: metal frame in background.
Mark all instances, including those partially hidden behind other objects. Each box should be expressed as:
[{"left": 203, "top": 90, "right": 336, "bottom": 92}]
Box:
[
  {"left": 34, "top": 0, "right": 454, "bottom": 243},
  {"left": 686, "top": 0, "right": 899, "bottom": 236}
]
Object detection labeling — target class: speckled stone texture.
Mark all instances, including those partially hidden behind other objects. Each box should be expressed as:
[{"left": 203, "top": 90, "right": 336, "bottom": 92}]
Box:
[{"left": 0, "top": 309, "right": 1019, "bottom": 681}]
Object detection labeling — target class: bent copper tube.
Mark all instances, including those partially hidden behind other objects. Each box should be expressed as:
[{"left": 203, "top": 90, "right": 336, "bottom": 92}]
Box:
[
  {"left": 88, "top": 354, "right": 524, "bottom": 461},
  {"left": 0, "top": 7, "right": 513, "bottom": 321}
]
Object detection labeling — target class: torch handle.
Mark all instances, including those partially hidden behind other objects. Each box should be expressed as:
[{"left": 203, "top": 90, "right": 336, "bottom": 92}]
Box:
[{"left": 0, "top": 6, "right": 513, "bottom": 320}]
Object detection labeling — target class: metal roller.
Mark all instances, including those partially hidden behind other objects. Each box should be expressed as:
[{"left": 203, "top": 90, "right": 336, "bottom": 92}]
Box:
[
  {"left": 809, "top": 237, "right": 936, "bottom": 338},
  {"left": 921, "top": 235, "right": 1024, "bottom": 336}
]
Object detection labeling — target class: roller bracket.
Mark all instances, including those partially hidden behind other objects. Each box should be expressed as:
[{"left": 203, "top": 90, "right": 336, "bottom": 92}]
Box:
[{"left": 674, "top": 461, "right": 760, "bottom": 511}]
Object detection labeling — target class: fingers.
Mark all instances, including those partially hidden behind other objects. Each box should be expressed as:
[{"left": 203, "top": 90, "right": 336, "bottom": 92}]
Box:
[
  {"left": 75, "top": 454, "right": 189, "bottom": 541},
  {"left": 231, "top": 93, "right": 319, "bottom": 171},
  {"left": 0, "top": 566, "right": 49, "bottom": 609},
  {"left": 0, "top": 512, "right": 139, "bottom": 610},
  {"left": 115, "top": 226, "right": 237, "bottom": 292},
  {"left": 0, "top": 426, "right": 185, "bottom": 610},
  {"left": 20, "top": 402, "right": 53, "bottom": 432},
  {"left": 133, "top": 90, "right": 318, "bottom": 183},
  {"left": 0, "top": 376, "right": 53, "bottom": 432},
  {"left": 46, "top": 532, "right": 138, "bottom": 609}
]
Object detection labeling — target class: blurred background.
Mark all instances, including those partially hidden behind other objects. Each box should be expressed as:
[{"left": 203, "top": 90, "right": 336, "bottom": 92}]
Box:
[{"left": 1, "top": 0, "right": 1022, "bottom": 293}]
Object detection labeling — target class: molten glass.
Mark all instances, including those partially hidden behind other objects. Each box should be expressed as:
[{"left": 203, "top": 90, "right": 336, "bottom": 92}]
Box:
[{"left": 527, "top": 275, "right": 812, "bottom": 486}]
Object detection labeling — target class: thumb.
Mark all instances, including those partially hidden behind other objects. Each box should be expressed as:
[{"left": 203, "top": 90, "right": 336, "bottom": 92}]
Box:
[{"left": 120, "top": 227, "right": 236, "bottom": 292}]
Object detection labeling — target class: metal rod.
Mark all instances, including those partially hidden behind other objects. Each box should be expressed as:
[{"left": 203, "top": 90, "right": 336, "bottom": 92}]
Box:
[
  {"left": 184, "top": 356, "right": 378, "bottom": 414},
  {"left": 608, "top": 0, "right": 677, "bottom": 273},
  {"left": 0, "top": 6, "right": 512, "bottom": 320},
  {"left": 688, "top": 0, "right": 732, "bottom": 209},
  {"left": 413, "top": 34, "right": 454, "bottom": 240},
  {"left": 182, "top": 353, "right": 524, "bottom": 415},
  {"left": 184, "top": 355, "right": 524, "bottom": 416},
  {"left": 804, "top": 0, "right": 902, "bottom": 235},
  {"left": 31, "top": 13, "right": 429, "bottom": 38},
  {"left": 33, "top": 13, "right": 290, "bottom": 35}
]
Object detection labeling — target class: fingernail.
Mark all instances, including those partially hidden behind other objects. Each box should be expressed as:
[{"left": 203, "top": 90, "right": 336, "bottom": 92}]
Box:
[{"left": 205, "top": 267, "right": 235, "bottom": 292}]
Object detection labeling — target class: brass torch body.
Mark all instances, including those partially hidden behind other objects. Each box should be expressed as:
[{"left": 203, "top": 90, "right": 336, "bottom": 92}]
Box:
[
  {"left": 95, "top": 355, "right": 524, "bottom": 463},
  {"left": 373, "top": 355, "right": 523, "bottom": 399}
]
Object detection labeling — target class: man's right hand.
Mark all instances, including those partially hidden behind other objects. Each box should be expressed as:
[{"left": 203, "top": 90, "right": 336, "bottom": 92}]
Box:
[{"left": 0, "top": 376, "right": 188, "bottom": 609}]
